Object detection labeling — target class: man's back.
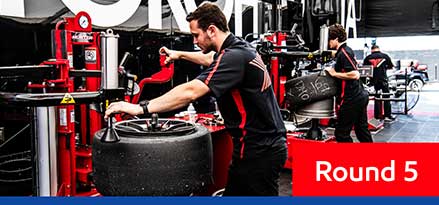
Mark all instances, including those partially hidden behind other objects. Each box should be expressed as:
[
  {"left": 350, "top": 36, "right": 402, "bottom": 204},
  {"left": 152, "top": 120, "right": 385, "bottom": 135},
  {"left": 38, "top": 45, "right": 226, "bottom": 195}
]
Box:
[
  {"left": 334, "top": 43, "right": 364, "bottom": 103},
  {"left": 364, "top": 51, "right": 393, "bottom": 84},
  {"left": 196, "top": 34, "right": 286, "bottom": 159}
]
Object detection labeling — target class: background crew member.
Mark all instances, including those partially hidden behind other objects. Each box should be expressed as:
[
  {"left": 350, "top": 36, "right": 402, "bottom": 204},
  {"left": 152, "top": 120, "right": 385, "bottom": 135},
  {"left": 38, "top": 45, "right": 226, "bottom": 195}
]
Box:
[
  {"left": 105, "top": 2, "right": 287, "bottom": 196},
  {"left": 363, "top": 45, "right": 395, "bottom": 121},
  {"left": 324, "top": 24, "right": 373, "bottom": 143}
]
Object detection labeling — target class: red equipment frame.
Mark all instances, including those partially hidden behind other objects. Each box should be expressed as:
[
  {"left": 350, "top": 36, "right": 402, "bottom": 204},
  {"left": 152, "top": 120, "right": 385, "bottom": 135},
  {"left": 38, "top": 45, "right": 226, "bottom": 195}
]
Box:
[
  {"left": 27, "top": 12, "right": 101, "bottom": 196},
  {"left": 28, "top": 11, "right": 234, "bottom": 196},
  {"left": 131, "top": 54, "right": 174, "bottom": 104},
  {"left": 264, "top": 32, "right": 288, "bottom": 105}
]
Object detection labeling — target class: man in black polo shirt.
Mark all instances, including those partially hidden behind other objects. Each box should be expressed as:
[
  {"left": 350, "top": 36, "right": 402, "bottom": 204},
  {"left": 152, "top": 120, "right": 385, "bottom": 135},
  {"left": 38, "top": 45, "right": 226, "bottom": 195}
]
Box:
[
  {"left": 324, "top": 24, "right": 373, "bottom": 143},
  {"left": 105, "top": 2, "right": 287, "bottom": 196},
  {"left": 363, "top": 45, "right": 395, "bottom": 121}
]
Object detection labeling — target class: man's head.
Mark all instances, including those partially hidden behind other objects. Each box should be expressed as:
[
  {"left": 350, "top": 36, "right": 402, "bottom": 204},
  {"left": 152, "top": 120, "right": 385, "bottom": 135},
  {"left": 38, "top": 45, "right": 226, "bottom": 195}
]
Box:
[
  {"left": 186, "top": 2, "right": 229, "bottom": 53},
  {"left": 328, "top": 24, "right": 347, "bottom": 49},
  {"left": 371, "top": 45, "right": 380, "bottom": 52}
]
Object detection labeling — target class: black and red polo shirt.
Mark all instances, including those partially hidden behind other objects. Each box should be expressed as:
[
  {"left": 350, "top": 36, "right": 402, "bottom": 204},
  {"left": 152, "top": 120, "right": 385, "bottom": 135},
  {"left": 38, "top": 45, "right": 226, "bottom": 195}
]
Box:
[
  {"left": 196, "top": 34, "right": 286, "bottom": 160},
  {"left": 363, "top": 51, "right": 394, "bottom": 85},
  {"left": 334, "top": 43, "right": 363, "bottom": 105}
]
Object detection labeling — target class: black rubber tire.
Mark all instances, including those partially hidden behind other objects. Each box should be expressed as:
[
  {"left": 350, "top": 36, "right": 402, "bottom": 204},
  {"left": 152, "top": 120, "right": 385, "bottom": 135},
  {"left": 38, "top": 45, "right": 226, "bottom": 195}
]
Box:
[
  {"left": 92, "top": 124, "right": 213, "bottom": 196},
  {"left": 285, "top": 71, "right": 337, "bottom": 106}
]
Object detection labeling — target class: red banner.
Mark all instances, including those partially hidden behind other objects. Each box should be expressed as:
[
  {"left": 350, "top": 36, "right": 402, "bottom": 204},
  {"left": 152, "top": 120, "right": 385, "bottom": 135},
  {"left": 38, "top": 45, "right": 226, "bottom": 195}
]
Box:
[{"left": 292, "top": 142, "right": 439, "bottom": 196}]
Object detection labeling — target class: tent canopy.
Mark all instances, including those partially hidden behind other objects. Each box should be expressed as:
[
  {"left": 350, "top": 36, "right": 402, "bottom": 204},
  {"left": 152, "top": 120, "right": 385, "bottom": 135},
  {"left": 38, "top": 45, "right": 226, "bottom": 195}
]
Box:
[{"left": 2, "top": 0, "right": 439, "bottom": 37}]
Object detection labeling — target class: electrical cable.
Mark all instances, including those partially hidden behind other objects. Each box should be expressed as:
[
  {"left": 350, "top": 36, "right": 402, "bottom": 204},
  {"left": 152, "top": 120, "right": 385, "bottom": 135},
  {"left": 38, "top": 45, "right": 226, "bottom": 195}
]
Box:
[{"left": 0, "top": 151, "right": 31, "bottom": 183}]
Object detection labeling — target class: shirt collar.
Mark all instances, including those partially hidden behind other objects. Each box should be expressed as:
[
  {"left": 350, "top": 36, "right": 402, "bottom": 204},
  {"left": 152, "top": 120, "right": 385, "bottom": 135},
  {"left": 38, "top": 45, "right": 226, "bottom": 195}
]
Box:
[
  {"left": 219, "top": 33, "right": 234, "bottom": 52},
  {"left": 336, "top": 42, "right": 347, "bottom": 55}
]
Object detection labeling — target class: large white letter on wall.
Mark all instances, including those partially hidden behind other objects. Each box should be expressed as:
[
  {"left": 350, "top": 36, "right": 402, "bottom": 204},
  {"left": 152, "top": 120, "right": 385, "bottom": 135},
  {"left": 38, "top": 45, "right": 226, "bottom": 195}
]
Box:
[
  {"left": 234, "top": 0, "right": 258, "bottom": 37},
  {"left": 148, "top": 0, "right": 196, "bottom": 32},
  {"left": 223, "top": 0, "right": 234, "bottom": 22},
  {"left": 0, "top": 0, "right": 25, "bottom": 17},
  {"left": 149, "top": 0, "right": 234, "bottom": 33},
  {"left": 345, "top": 0, "right": 357, "bottom": 38},
  {"left": 61, "top": 0, "right": 141, "bottom": 27},
  {"left": 148, "top": 0, "right": 162, "bottom": 30},
  {"left": 166, "top": 0, "right": 195, "bottom": 32}
]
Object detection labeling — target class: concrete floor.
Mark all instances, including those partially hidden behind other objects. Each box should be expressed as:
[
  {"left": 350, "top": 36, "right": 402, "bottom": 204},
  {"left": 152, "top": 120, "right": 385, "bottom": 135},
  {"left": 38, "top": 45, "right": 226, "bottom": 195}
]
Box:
[
  {"left": 372, "top": 82, "right": 439, "bottom": 142},
  {"left": 278, "top": 82, "right": 439, "bottom": 196}
]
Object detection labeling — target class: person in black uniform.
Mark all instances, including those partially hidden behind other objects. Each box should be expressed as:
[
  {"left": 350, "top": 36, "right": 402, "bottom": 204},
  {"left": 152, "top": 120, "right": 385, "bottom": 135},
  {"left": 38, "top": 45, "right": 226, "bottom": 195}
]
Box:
[
  {"left": 324, "top": 24, "right": 373, "bottom": 143},
  {"left": 363, "top": 45, "right": 395, "bottom": 121},
  {"left": 104, "top": 2, "right": 287, "bottom": 196}
]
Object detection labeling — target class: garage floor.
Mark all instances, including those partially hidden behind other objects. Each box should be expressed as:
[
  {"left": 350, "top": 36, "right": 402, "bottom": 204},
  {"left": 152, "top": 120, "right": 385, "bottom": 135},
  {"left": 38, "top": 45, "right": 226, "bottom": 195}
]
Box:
[
  {"left": 374, "top": 83, "right": 439, "bottom": 142},
  {"left": 278, "top": 82, "right": 439, "bottom": 196}
]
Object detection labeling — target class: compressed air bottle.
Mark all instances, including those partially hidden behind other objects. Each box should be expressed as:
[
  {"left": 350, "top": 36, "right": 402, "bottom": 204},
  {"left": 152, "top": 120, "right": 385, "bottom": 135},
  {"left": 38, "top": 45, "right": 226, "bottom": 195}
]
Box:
[{"left": 187, "top": 103, "right": 196, "bottom": 122}]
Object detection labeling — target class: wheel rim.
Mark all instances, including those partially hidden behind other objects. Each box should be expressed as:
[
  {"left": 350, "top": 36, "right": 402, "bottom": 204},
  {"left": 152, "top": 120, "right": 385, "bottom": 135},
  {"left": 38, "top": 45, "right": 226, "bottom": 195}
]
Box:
[
  {"left": 114, "top": 119, "right": 196, "bottom": 137},
  {"left": 409, "top": 80, "right": 423, "bottom": 91}
]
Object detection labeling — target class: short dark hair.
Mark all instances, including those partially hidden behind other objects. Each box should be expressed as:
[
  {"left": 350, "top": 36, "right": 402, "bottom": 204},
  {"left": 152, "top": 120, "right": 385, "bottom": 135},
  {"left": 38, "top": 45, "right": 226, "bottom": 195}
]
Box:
[
  {"left": 186, "top": 2, "right": 229, "bottom": 32},
  {"left": 371, "top": 45, "right": 380, "bottom": 50},
  {"left": 328, "top": 24, "right": 347, "bottom": 42}
]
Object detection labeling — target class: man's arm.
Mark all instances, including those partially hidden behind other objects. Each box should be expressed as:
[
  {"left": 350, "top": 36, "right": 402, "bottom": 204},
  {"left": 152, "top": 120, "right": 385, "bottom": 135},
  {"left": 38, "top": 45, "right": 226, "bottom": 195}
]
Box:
[
  {"left": 325, "top": 67, "right": 360, "bottom": 80},
  {"left": 385, "top": 55, "right": 394, "bottom": 69},
  {"left": 160, "top": 47, "right": 214, "bottom": 66},
  {"left": 104, "top": 79, "right": 210, "bottom": 118}
]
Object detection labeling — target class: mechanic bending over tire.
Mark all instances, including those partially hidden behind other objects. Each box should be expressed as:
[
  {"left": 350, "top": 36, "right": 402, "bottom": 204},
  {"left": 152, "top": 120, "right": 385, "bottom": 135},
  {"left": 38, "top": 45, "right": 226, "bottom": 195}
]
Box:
[
  {"left": 105, "top": 2, "right": 287, "bottom": 196},
  {"left": 363, "top": 45, "right": 395, "bottom": 121},
  {"left": 324, "top": 24, "right": 373, "bottom": 143}
]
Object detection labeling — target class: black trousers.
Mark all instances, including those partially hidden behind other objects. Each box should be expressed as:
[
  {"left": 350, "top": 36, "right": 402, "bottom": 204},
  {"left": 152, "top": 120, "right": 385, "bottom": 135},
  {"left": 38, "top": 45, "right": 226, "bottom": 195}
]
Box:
[
  {"left": 223, "top": 143, "right": 287, "bottom": 196},
  {"left": 335, "top": 94, "right": 373, "bottom": 142},
  {"left": 374, "top": 82, "right": 392, "bottom": 118}
]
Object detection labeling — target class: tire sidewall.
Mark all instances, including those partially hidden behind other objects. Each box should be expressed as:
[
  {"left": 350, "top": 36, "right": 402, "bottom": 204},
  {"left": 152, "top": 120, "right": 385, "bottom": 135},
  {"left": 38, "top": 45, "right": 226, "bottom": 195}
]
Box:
[{"left": 92, "top": 124, "right": 213, "bottom": 196}]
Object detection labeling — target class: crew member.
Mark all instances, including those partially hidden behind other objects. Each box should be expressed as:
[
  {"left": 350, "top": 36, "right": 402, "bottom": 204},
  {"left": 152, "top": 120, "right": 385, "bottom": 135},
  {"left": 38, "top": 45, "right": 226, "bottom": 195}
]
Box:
[
  {"left": 325, "top": 24, "right": 373, "bottom": 143},
  {"left": 105, "top": 2, "right": 287, "bottom": 196},
  {"left": 363, "top": 45, "right": 395, "bottom": 121}
]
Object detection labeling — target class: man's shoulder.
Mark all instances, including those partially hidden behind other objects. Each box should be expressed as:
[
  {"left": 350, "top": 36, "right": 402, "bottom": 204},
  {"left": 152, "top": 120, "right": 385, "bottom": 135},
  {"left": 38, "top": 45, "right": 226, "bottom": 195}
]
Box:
[
  {"left": 344, "top": 45, "right": 355, "bottom": 51},
  {"left": 376, "top": 51, "right": 391, "bottom": 58},
  {"left": 364, "top": 54, "right": 371, "bottom": 60},
  {"left": 366, "top": 52, "right": 384, "bottom": 59},
  {"left": 381, "top": 52, "right": 392, "bottom": 59},
  {"left": 335, "top": 50, "right": 344, "bottom": 59},
  {"left": 337, "top": 47, "right": 353, "bottom": 59},
  {"left": 223, "top": 44, "right": 256, "bottom": 62}
]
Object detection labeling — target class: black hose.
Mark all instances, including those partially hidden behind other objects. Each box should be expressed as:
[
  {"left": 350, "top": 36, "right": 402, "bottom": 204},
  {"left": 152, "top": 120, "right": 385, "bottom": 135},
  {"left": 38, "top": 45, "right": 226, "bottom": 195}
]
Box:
[{"left": 406, "top": 89, "right": 421, "bottom": 112}]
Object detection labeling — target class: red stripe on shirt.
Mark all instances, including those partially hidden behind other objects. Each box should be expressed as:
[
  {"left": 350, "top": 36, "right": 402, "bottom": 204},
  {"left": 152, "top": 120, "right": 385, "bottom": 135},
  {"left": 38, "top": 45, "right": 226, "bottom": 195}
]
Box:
[
  {"left": 239, "top": 137, "right": 245, "bottom": 160},
  {"left": 340, "top": 69, "right": 346, "bottom": 106},
  {"left": 204, "top": 50, "right": 225, "bottom": 85},
  {"left": 340, "top": 48, "right": 358, "bottom": 106},
  {"left": 231, "top": 89, "right": 247, "bottom": 159},
  {"left": 369, "top": 59, "right": 383, "bottom": 68},
  {"left": 341, "top": 48, "right": 357, "bottom": 70},
  {"left": 340, "top": 81, "right": 346, "bottom": 106}
]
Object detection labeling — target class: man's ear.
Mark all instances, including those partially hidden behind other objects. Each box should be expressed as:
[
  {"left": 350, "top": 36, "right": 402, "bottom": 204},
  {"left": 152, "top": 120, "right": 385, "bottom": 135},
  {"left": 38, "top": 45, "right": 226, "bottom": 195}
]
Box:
[{"left": 207, "top": 25, "right": 215, "bottom": 38}]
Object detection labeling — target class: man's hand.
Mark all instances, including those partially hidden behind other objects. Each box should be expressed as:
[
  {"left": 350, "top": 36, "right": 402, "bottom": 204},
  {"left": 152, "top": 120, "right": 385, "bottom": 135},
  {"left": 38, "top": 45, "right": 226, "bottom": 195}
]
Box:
[
  {"left": 159, "top": 46, "right": 180, "bottom": 65},
  {"left": 104, "top": 101, "right": 143, "bottom": 119}
]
